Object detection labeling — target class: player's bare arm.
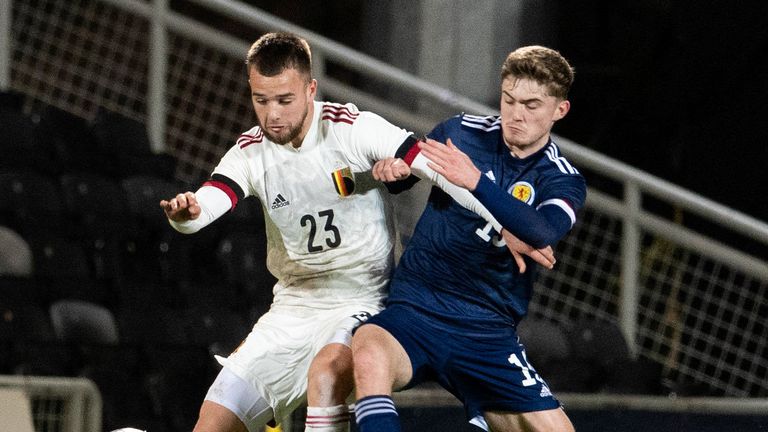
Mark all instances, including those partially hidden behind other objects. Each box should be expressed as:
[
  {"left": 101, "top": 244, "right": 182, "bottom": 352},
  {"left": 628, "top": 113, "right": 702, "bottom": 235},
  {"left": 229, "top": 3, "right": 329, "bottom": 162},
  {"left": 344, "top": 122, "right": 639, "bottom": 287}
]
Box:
[
  {"left": 372, "top": 157, "right": 411, "bottom": 182},
  {"left": 159, "top": 191, "right": 201, "bottom": 222},
  {"left": 418, "top": 138, "right": 482, "bottom": 190}
]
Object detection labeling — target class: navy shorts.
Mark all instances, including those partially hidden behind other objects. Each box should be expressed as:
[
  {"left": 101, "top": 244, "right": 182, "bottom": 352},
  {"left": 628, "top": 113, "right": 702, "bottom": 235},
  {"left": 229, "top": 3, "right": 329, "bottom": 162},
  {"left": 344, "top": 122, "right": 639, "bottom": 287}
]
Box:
[{"left": 365, "top": 303, "right": 561, "bottom": 422}]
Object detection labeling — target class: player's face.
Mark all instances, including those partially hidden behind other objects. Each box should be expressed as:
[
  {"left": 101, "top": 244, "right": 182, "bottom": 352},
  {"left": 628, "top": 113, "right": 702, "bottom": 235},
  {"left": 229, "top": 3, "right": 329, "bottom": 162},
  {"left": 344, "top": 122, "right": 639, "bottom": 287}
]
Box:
[
  {"left": 249, "top": 67, "right": 317, "bottom": 146},
  {"left": 499, "top": 76, "right": 569, "bottom": 156}
]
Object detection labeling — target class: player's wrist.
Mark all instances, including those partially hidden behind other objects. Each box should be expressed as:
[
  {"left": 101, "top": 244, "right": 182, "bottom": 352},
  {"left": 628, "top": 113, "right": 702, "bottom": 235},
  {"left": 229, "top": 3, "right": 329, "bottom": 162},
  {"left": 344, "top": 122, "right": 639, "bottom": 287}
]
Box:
[{"left": 468, "top": 169, "right": 482, "bottom": 191}]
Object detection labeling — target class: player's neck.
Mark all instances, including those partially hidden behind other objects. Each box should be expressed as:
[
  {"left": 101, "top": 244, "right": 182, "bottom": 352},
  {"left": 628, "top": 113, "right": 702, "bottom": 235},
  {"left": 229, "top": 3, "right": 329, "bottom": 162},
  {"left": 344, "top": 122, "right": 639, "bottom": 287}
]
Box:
[{"left": 290, "top": 100, "right": 316, "bottom": 149}]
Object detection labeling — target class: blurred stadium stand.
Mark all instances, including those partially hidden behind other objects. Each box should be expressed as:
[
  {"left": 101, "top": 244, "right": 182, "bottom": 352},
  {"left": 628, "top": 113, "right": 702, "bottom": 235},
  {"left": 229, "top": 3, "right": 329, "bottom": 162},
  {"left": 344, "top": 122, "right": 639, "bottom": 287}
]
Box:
[{"left": 1, "top": 0, "right": 767, "bottom": 431}]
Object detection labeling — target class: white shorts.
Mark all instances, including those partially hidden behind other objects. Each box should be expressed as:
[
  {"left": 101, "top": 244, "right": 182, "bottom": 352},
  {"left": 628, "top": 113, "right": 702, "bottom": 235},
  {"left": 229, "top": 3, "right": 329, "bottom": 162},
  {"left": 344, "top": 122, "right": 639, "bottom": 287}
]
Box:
[
  {"left": 214, "top": 302, "right": 381, "bottom": 422},
  {"left": 204, "top": 367, "right": 273, "bottom": 432}
]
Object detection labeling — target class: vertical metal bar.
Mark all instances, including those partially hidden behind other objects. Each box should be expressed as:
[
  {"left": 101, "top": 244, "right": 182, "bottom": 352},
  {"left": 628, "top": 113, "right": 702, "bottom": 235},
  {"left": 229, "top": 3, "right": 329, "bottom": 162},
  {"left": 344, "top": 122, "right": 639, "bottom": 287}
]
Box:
[
  {"left": 0, "top": 0, "right": 12, "bottom": 90},
  {"left": 621, "top": 181, "right": 641, "bottom": 357},
  {"left": 148, "top": 0, "right": 169, "bottom": 153},
  {"left": 65, "top": 392, "right": 84, "bottom": 432}
]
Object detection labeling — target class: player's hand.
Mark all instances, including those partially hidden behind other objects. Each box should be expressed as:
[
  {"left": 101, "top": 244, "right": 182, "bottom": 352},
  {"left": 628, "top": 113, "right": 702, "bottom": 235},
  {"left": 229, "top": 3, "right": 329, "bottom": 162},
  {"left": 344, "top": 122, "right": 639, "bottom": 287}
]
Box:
[
  {"left": 159, "top": 192, "right": 201, "bottom": 222},
  {"left": 501, "top": 229, "right": 556, "bottom": 273},
  {"left": 418, "top": 138, "right": 482, "bottom": 190},
  {"left": 373, "top": 157, "right": 411, "bottom": 182}
]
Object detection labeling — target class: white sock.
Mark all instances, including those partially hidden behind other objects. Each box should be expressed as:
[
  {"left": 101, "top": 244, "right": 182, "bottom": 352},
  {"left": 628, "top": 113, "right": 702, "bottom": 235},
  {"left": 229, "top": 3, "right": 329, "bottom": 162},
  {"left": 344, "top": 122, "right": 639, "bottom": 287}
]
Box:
[{"left": 304, "top": 404, "right": 350, "bottom": 432}]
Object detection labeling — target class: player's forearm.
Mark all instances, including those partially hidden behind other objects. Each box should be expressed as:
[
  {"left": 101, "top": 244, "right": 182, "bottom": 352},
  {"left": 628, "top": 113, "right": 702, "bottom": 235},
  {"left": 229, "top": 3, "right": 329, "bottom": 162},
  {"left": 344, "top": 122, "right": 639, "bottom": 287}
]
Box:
[
  {"left": 409, "top": 152, "right": 504, "bottom": 232},
  {"left": 167, "top": 185, "right": 231, "bottom": 234},
  {"left": 472, "top": 175, "right": 570, "bottom": 248}
]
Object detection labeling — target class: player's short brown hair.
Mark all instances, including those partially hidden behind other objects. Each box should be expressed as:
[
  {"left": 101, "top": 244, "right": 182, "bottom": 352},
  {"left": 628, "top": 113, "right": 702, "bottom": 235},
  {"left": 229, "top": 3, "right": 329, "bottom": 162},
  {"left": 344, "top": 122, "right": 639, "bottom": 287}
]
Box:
[
  {"left": 501, "top": 46, "right": 574, "bottom": 99},
  {"left": 246, "top": 32, "right": 312, "bottom": 81}
]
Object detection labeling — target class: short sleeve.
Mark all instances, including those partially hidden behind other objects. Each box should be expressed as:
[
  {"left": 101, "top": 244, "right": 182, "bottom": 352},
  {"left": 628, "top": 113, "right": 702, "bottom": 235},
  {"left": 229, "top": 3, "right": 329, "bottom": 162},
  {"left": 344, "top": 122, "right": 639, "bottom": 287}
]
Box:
[{"left": 333, "top": 107, "right": 413, "bottom": 168}]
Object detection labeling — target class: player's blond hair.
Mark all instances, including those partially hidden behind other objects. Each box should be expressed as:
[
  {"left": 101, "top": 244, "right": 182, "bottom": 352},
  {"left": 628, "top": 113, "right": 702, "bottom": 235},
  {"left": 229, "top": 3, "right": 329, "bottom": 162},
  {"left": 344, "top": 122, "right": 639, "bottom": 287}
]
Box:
[{"left": 501, "top": 46, "right": 574, "bottom": 99}]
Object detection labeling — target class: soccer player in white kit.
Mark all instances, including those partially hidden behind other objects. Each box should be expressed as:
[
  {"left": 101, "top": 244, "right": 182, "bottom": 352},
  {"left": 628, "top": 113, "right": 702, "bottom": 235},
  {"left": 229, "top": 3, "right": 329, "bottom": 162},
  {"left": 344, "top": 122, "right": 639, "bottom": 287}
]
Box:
[{"left": 160, "top": 32, "right": 553, "bottom": 432}]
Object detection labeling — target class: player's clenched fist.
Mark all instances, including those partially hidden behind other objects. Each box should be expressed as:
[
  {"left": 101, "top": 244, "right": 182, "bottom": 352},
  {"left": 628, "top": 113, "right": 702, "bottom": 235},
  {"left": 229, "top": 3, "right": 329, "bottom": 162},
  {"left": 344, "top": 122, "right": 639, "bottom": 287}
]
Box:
[
  {"left": 159, "top": 192, "right": 201, "bottom": 222},
  {"left": 372, "top": 157, "right": 411, "bottom": 182}
]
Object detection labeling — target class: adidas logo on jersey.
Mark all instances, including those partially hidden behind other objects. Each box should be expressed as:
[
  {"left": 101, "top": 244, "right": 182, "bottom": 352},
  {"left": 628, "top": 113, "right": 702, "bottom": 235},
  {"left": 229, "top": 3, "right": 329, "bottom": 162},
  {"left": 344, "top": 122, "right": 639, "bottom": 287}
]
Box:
[
  {"left": 540, "top": 384, "right": 552, "bottom": 398},
  {"left": 271, "top": 194, "right": 290, "bottom": 209}
]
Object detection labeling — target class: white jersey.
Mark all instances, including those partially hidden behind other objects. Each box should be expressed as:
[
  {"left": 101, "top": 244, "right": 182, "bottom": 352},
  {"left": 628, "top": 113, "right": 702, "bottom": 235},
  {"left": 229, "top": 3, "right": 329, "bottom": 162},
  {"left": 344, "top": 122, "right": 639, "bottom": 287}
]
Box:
[{"left": 211, "top": 101, "right": 410, "bottom": 309}]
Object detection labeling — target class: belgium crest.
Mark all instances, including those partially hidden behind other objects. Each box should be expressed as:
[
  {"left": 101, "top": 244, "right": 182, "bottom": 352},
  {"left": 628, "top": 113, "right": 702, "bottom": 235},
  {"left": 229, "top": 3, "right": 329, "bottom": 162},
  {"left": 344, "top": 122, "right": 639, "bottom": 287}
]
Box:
[{"left": 331, "top": 166, "right": 355, "bottom": 197}]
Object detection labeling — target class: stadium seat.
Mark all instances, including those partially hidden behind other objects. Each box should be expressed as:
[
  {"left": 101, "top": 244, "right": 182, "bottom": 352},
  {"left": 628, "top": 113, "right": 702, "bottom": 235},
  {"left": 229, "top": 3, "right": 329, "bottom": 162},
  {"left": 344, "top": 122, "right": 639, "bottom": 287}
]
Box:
[
  {"left": 515, "top": 317, "right": 594, "bottom": 392},
  {"left": 0, "top": 109, "right": 40, "bottom": 171},
  {"left": 92, "top": 109, "right": 176, "bottom": 180},
  {"left": 561, "top": 318, "right": 634, "bottom": 392},
  {"left": 183, "top": 305, "right": 250, "bottom": 356},
  {"left": 59, "top": 172, "right": 127, "bottom": 228},
  {"left": 80, "top": 230, "right": 128, "bottom": 293},
  {"left": 92, "top": 109, "right": 154, "bottom": 157},
  {"left": 118, "top": 226, "right": 195, "bottom": 290},
  {"left": 603, "top": 355, "right": 663, "bottom": 395},
  {"left": 216, "top": 230, "right": 274, "bottom": 313},
  {"left": 121, "top": 174, "right": 180, "bottom": 232},
  {"left": 0, "top": 226, "right": 32, "bottom": 277},
  {"left": 118, "top": 177, "right": 187, "bottom": 286},
  {"left": 36, "top": 105, "right": 106, "bottom": 176},
  {"left": 59, "top": 173, "right": 133, "bottom": 290},
  {"left": 49, "top": 299, "right": 120, "bottom": 345},
  {"left": 28, "top": 234, "right": 90, "bottom": 282},
  {"left": 566, "top": 318, "right": 631, "bottom": 364},
  {"left": 116, "top": 303, "right": 190, "bottom": 347},
  {"left": 27, "top": 235, "right": 101, "bottom": 304},
  {"left": 0, "top": 169, "right": 67, "bottom": 236},
  {"left": 517, "top": 317, "right": 572, "bottom": 364}
]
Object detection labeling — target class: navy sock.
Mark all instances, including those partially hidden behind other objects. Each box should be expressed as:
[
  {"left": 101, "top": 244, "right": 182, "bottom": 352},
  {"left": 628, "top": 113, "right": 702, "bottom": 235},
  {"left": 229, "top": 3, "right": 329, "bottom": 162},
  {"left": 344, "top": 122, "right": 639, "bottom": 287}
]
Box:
[{"left": 354, "top": 395, "right": 401, "bottom": 432}]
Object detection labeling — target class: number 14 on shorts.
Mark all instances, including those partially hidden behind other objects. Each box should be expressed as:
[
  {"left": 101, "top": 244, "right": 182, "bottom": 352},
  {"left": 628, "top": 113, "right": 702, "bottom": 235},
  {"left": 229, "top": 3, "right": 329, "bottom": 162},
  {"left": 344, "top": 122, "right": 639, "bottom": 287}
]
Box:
[{"left": 507, "top": 351, "right": 551, "bottom": 394}]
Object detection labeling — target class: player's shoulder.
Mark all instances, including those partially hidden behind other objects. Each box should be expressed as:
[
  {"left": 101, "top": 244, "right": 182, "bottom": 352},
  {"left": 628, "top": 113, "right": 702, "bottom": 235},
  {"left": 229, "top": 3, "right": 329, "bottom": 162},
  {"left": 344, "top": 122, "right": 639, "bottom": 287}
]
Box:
[
  {"left": 320, "top": 101, "right": 361, "bottom": 126},
  {"left": 539, "top": 140, "right": 581, "bottom": 176},
  {"left": 234, "top": 125, "right": 265, "bottom": 151},
  {"left": 459, "top": 113, "right": 502, "bottom": 134}
]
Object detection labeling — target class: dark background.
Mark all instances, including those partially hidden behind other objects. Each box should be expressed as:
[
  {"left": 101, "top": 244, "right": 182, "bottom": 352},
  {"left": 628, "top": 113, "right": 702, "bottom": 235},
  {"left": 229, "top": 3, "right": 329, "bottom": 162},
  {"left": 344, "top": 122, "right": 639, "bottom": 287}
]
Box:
[{"left": 236, "top": 0, "right": 768, "bottom": 223}]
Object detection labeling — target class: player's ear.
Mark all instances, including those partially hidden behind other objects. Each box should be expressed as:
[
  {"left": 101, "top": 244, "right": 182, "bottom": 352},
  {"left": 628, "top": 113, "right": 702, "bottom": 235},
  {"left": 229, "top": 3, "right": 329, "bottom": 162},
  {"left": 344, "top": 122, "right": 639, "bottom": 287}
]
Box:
[
  {"left": 552, "top": 99, "right": 570, "bottom": 121},
  {"left": 308, "top": 79, "right": 318, "bottom": 99}
]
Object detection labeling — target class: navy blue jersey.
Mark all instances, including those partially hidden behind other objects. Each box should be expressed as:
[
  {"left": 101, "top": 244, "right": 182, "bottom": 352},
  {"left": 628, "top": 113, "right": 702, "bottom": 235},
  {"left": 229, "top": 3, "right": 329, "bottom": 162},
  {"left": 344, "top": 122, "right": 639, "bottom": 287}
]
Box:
[{"left": 388, "top": 114, "right": 586, "bottom": 328}]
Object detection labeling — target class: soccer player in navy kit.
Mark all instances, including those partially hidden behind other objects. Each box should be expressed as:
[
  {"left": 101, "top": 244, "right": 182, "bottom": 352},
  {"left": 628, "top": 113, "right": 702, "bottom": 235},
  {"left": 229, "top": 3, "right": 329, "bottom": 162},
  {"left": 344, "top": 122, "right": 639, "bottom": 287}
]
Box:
[{"left": 352, "top": 46, "right": 585, "bottom": 432}]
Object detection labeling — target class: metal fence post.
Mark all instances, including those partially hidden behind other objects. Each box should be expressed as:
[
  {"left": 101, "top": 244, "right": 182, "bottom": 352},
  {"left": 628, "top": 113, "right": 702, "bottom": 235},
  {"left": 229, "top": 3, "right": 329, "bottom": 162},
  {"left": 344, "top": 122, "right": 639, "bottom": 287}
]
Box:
[
  {"left": 621, "top": 181, "right": 641, "bottom": 357},
  {"left": 148, "top": 0, "right": 169, "bottom": 153},
  {"left": 0, "top": 0, "right": 12, "bottom": 91}
]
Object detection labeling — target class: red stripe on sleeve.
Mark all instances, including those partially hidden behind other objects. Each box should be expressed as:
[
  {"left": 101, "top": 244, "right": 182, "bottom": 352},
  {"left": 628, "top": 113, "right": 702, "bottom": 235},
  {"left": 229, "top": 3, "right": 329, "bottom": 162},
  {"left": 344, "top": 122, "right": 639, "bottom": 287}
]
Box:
[
  {"left": 203, "top": 180, "right": 239, "bottom": 209},
  {"left": 402, "top": 143, "right": 422, "bottom": 166}
]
